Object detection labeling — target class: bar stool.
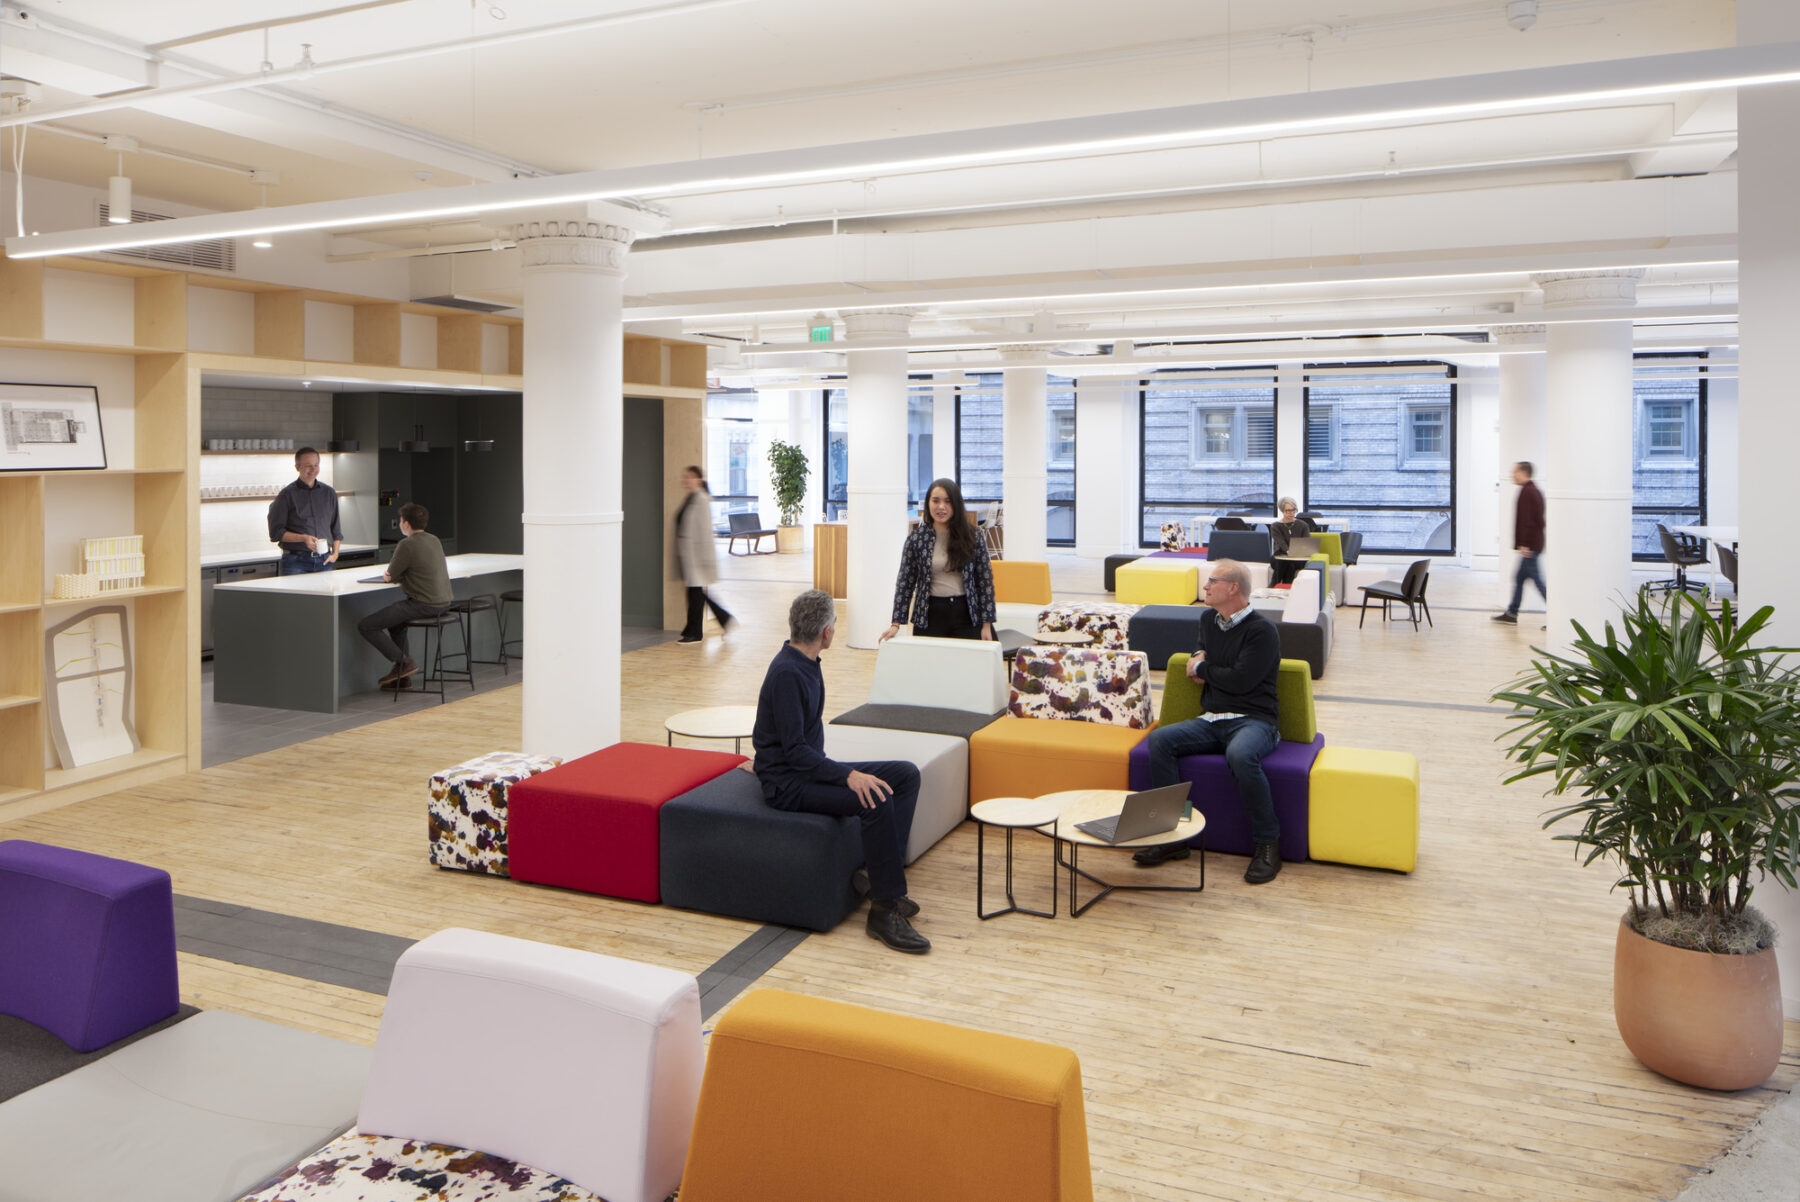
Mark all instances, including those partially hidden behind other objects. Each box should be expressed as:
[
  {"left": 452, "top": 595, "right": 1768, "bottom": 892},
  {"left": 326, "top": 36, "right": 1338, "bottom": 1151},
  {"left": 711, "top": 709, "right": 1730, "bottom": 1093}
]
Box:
[
  {"left": 446, "top": 593, "right": 504, "bottom": 675},
  {"left": 498, "top": 589, "right": 524, "bottom": 670},
  {"left": 398, "top": 609, "right": 472, "bottom": 704}
]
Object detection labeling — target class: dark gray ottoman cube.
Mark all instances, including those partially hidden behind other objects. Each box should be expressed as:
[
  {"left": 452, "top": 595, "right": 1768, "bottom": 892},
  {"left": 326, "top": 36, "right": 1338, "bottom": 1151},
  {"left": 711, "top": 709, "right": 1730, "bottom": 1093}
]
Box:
[
  {"left": 1103, "top": 553, "right": 1142, "bottom": 592},
  {"left": 659, "top": 767, "right": 863, "bottom": 932},
  {"left": 1127, "top": 604, "right": 1207, "bottom": 670}
]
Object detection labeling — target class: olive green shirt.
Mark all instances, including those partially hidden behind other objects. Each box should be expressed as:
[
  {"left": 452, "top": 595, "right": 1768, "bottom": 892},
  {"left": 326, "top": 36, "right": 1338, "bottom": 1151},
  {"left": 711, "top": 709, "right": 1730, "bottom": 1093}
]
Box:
[{"left": 387, "top": 531, "right": 452, "bottom": 605}]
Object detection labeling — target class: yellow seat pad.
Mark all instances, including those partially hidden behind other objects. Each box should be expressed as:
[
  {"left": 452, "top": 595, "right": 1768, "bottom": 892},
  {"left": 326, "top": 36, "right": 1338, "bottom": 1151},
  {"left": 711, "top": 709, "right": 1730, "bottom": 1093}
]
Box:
[{"left": 1114, "top": 561, "right": 1198, "bottom": 605}]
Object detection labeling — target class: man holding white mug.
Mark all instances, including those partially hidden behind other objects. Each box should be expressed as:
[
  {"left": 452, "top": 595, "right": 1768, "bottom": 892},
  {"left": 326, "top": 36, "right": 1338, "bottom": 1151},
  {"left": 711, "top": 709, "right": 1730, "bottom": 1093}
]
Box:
[{"left": 267, "top": 446, "right": 341, "bottom": 575}]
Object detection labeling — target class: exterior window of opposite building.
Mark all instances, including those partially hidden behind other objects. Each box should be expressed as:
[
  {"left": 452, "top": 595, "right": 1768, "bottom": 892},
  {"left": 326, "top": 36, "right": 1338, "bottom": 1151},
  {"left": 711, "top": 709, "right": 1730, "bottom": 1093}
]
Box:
[
  {"left": 703, "top": 388, "right": 760, "bottom": 524},
  {"left": 1139, "top": 368, "right": 1277, "bottom": 547},
  {"left": 1630, "top": 353, "right": 1707, "bottom": 559},
  {"left": 954, "top": 373, "right": 1077, "bottom": 545},
  {"left": 1303, "top": 362, "right": 1456, "bottom": 555}
]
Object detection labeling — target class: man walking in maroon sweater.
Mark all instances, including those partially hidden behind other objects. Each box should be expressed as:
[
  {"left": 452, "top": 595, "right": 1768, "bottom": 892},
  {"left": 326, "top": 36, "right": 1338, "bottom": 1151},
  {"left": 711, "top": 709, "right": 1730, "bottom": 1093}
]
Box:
[{"left": 1494, "top": 461, "right": 1545, "bottom": 623}]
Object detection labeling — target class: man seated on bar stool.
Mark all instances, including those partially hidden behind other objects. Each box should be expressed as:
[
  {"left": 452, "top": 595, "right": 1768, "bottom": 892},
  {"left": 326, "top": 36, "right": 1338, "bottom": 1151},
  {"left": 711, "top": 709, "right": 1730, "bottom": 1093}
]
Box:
[
  {"left": 358, "top": 501, "right": 452, "bottom": 689},
  {"left": 752, "top": 589, "right": 928, "bottom": 954}
]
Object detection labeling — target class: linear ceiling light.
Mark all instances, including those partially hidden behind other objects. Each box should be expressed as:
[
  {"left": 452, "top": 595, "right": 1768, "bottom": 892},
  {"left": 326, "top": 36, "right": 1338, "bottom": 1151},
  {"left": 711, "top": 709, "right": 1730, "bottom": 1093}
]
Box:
[{"left": 9, "top": 41, "right": 1797, "bottom": 260}]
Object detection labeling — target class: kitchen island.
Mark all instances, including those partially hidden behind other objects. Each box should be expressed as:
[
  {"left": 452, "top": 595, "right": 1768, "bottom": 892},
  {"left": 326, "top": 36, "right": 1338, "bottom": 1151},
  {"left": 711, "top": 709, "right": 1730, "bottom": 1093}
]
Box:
[{"left": 212, "top": 554, "right": 523, "bottom": 712}]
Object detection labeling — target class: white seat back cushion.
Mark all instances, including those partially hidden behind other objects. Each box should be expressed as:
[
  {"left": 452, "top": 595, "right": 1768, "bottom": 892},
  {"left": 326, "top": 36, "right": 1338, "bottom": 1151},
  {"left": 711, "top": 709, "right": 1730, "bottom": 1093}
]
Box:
[
  {"left": 1282, "top": 583, "right": 1320, "bottom": 623},
  {"left": 868, "top": 635, "right": 1006, "bottom": 714},
  {"left": 357, "top": 928, "right": 703, "bottom": 1202}
]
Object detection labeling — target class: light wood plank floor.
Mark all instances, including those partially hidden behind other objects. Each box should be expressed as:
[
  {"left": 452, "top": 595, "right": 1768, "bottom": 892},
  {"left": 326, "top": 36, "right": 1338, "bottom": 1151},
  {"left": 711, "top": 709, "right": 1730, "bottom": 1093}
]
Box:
[{"left": 6, "top": 551, "right": 1794, "bottom": 1201}]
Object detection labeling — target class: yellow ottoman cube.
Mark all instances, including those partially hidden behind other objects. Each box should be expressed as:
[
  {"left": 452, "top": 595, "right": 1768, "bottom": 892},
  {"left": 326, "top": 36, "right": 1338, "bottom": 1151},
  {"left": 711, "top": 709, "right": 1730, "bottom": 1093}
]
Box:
[
  {"left": 1308, "top": 747, "right": 1420, "bottom": 872},
  {"left": 1114, "top": 561, "right": 1199, "bottom": 605}
]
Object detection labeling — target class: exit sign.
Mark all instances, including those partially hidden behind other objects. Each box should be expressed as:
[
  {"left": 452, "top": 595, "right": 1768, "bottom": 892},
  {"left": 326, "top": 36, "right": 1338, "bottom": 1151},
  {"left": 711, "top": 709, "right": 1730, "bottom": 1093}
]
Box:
[{"left": 810, "top": 322, "right": 834, "bottom": 343}]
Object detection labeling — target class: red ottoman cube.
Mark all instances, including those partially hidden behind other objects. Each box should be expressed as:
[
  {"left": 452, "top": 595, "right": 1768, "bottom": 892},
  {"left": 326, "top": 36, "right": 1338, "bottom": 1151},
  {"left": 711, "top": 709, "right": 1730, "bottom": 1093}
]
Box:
[{"left": 507, "top": 743, "right": 746, "bottom": 902}]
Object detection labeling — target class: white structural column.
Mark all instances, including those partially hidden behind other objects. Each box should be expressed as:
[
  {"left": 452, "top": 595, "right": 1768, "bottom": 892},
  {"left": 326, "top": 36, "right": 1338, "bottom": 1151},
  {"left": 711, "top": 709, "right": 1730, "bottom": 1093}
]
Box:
[
  {"left": 1494, "top": 325, "right": 1547, "bottom": 606},
  {"left": 1001, "top": 350, "right": 1048, "bottom": 563},
  {"left": 512, "top": 219, "right": 631, "bottom": 759},
  {"left": 753, "top": 385, "right": 791, "bottom": 537},
  {"left": 931, "top": 373, "right": 961, "bottom": 483},
  {"left": 1273, "top": 365, "right": 1305, "bottom": 507},
  {"left": 1739, "top": 0, "right": 1800, "bottom": 1018},
  {"left": 1536, "top": 272, "right": 1639, "bottom": 650},
  {"left": 841, "top": 309, "right": 913, "bottom": 648},
  {"left": 1073, "top": 376, "right": 1135, "bottom": 554}
]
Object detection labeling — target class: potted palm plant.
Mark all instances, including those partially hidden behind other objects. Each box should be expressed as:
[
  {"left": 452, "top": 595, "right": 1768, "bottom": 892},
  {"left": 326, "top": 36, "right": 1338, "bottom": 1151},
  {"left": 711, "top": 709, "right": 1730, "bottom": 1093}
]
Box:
[
  {"left": 1494, "top": 591, "right": 1800, "bottom": 1091},
  {"left": 767, "top": 439, "right": 810, "bottom": 554}
]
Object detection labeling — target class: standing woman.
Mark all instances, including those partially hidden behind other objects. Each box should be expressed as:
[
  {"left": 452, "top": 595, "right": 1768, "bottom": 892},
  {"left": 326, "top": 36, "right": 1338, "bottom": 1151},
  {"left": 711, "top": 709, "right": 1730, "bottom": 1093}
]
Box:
[
  {"left": 674, "top": 466, "right": 735, "bottom": 644},
  {"left": 880, "top": 478, "right": 996, "bottom": 642}
]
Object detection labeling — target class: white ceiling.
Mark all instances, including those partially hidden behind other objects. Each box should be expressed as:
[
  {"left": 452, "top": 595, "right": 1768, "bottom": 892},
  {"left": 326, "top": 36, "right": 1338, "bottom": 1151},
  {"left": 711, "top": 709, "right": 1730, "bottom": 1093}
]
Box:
[{"left": 0, "top": 0, "right": 1751, "bottom": 365}]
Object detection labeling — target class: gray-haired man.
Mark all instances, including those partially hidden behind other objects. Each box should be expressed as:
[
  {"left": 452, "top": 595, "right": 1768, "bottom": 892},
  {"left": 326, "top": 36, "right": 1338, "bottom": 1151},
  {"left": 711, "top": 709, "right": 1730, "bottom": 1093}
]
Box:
[{"left": 751, "top": 589, "right": 928, "bottom": 954}]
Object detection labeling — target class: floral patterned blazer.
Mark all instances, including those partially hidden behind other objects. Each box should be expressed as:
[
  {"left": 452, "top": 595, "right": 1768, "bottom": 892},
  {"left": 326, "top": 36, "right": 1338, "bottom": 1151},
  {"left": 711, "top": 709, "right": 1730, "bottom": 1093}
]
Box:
[{"left": 890, "top": 524, "right": 997, "bottom": 630}]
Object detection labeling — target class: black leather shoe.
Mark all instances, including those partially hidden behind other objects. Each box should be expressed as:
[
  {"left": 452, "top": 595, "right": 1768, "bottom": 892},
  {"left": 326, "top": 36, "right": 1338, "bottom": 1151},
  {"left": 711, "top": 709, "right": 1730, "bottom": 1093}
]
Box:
[
  {"left": 867, "top": 903, "right": 930, "bottom": 954},
  {"left": 1245, "top": 842, "right": 1281, "bottom": 884},
  {"left": 1492, "top": 611, "right": 1518, "bottom": 624},
  {"left": 851, "top": 869, "right": 917, "bottom": 916},
  {"left": 1132, "top": 842, "right": 1192, "bottom": 867}
]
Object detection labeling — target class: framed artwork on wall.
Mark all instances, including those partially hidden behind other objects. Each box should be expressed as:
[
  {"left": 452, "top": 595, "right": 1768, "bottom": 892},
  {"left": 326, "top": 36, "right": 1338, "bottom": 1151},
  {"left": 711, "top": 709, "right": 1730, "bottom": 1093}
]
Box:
[{"left": 0, "top": 382, "right": 106, "bottom": 471}]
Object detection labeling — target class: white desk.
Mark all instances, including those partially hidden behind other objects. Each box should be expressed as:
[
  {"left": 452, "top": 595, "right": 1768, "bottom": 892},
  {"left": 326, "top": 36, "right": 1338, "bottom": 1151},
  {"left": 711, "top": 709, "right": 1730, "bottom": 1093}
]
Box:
[
  {"left": 1674, "top": 525, "right": 1737, "bottom": 546},
  {"left": 213, "top": 554, "right": 524, "bottom": 712}
]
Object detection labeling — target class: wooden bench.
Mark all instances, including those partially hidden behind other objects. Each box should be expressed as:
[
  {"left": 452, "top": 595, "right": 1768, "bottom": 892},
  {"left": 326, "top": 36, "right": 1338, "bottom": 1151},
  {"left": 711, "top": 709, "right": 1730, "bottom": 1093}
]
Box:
[{"left": 726, "top": 511, "right": 779, "bottom": 555}]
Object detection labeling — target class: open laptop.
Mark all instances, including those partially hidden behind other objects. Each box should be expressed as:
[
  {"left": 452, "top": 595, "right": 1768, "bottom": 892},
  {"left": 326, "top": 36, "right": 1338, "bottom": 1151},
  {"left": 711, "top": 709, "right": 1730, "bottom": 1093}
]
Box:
[
  {"left": 1074, "top": 782, "right": 1191, "bottom": 844},
  {"left": 1278, "top": 534, "right": 1322, "bottom": 560}
]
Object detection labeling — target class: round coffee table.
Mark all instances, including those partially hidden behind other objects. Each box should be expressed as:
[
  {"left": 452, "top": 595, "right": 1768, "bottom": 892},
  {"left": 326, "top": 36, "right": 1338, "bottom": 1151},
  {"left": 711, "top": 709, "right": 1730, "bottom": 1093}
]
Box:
[
  {"left": 1039, "top": 788, "right": 1206, "bottom": 916},
  {"left": 663, "top": 705, "right": 758, "bottom": 754},
  {"left": 969, "top": 797, "right": 1060, "bottom": 920}
]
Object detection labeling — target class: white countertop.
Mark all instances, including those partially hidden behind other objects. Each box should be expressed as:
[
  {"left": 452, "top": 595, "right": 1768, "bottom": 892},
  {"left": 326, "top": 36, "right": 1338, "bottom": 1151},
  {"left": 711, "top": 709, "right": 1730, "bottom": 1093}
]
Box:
[
  {"left": 214, "top": 553, "right": 524, "bottom": 596},
  {"left": 202, "top": 544, "right": 379, "bottom": 570}
]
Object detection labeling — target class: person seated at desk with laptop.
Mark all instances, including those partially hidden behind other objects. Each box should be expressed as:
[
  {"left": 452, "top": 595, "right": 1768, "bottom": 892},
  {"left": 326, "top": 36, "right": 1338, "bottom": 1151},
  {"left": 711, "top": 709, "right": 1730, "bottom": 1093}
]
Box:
[
  {"left": 1135, "top": 559, "right": 1285, "bottom": 884},
  {"left": 1268, "top": 496, "right": 1315, "bottom": 585}
]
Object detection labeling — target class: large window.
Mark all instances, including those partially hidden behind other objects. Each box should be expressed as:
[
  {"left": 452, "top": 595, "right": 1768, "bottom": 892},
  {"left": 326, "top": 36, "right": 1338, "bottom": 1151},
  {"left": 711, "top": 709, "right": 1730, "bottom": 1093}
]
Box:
[
  {"left": 1138, "top": 368, "right": 1277, "bottom": 546},
  {"left": 822, "top": 383, "right": 936, "bottom": 521},
  {"left": 1631, "top": 353, "right": 1706, "bottom": 559},
  {"left": 703, "top": 388, "right": 759, "bottom": 531},
  {"left": 1302, "top": 362, "right": 1457, "bottom": 555},
  {"left": 953, "top": 373, "right": 1076, "bottom": 545}
]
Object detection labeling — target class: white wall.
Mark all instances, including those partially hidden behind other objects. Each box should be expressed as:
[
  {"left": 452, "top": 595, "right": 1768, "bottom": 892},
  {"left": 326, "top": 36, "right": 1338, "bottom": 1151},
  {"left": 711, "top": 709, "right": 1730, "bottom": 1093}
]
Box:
[
  {"left": 304, "top": 302, "right": 356, "bottom": 362},
  {"left": 187, "top": 287, "right": 256, "bottom": 355}
]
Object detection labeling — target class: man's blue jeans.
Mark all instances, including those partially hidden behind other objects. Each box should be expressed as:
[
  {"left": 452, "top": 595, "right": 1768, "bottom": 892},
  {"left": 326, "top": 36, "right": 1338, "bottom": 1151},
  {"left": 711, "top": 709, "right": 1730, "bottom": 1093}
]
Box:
[
  {"left": 278, "top": 549, "right": 332, "bottom": 575},
  {"left": 1146, "top": 715, "right": 1282, "bottom": 846},
  {"left": 1507, "top": 550, "right": 1546, "bottom": 614}
]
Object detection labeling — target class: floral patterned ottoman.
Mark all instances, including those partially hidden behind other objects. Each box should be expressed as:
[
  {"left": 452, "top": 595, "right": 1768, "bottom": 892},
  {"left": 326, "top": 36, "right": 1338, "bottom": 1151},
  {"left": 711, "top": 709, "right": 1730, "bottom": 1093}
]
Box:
[
  {"left": 239, "top": 1131, "right": 601, "bottom": 1201},
  {"left": 1038, "top": 601, "right": 1140, "bottom": 651},
  {"left": 428, "top": 752, "right": 562, "bottom": 877}
]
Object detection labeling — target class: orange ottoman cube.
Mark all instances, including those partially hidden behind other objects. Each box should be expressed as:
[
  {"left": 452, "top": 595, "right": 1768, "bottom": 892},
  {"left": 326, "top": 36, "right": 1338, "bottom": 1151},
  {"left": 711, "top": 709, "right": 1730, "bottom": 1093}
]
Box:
[{"left": 969, "top": 717, "right": 1149, "bottom": 803}]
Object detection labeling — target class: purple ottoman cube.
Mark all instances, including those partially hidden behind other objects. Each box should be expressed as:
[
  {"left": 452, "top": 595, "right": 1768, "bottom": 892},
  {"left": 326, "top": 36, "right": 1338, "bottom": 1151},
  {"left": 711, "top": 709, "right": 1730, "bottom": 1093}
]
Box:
[
  {"left": 1128, "top": 733, "right": 1324, "bottom": 863},
  {"left": 0, "top": 840, "right": 178, "bottom": 1052}
]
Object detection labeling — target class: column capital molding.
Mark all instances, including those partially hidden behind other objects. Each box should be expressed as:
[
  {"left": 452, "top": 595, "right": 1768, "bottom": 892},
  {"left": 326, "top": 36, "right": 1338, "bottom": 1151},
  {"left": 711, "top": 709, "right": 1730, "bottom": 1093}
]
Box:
[
  {"left": 838, "top": 307, "right": 918, "bottom": 340},
  {"left": 1531, "top": 269, "right": 1645, "bottom": 309},
  {"left": 507, "top": 221, "right": 633, "bottom": 275},
  {"left": 1492, "top": 323, "right": 1547, "bottom": 345}
]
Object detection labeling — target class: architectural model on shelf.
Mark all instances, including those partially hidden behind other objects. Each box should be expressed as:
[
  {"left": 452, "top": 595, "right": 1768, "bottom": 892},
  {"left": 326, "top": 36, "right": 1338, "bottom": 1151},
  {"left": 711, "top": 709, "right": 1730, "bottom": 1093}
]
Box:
[
  {"left": 45, "top": 605, "right": 137, "bottom": 770},
  {"left": 81, "top": 535, "right": 146, "bottom": 591}
]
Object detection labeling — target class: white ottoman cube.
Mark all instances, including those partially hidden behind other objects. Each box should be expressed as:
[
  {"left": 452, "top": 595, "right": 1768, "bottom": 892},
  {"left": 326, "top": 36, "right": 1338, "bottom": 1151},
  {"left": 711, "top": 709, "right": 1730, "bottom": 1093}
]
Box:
[{"left": 824, "top": 725, "right": 969, "bottom": 863}]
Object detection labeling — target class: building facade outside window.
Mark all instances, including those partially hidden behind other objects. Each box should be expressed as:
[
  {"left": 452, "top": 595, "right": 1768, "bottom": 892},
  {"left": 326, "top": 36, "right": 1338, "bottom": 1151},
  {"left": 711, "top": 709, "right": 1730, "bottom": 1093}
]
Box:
[
  {"left": 953, "top": 373, "right": 1076, "bottom": 545},
  {"left": 1302, "top": 363, "right": 1456, "bottom": 554},
  {"left": 822, "top": 384, "right": 936, "bottom": 521},
  {"left": 1139, "top": 368, "right": 1277, "bottom": 545},
  {"left": 1630, "top": 352, "right": 1706, "bottom": 559}
]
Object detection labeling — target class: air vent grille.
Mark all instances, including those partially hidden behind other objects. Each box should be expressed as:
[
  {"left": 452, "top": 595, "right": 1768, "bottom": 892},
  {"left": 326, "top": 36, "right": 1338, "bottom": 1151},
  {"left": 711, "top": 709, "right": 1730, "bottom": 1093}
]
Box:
[{"left": 95, "top": 203, "right": 237, "bottom": 272}]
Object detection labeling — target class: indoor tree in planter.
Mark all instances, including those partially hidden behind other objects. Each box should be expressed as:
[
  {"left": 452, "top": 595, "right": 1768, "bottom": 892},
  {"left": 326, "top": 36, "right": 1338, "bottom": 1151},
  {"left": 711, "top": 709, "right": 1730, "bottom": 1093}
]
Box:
[
  {"left": 767, "top": 439, "right": 810, "bottom": 554},
  {"left": 1494, "top": 591, "right": 1800, "bottom": 1090}
]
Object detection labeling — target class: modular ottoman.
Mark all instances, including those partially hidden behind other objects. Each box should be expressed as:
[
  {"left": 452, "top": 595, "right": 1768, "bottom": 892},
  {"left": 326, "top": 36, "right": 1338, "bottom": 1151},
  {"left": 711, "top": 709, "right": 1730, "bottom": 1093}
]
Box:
[
  {"left": 659, "top": 768, "right": 863, "bottom": 931},
  {"left": 427, "top": 750, "right": 563, "bottom": 876},
  {"left": 1126, "top": 604, "right": 1207, "bottom": 670},
  {"left": 508, "top": 743, "right": 746, "bottom": 902},
  {"left": 824, "top": 724, "right": 969, "bottom": 862},
  {"left": 1127, "top": 656, "right": 1322, "bottom": 862},
  {"left": 969, "top": 647, "right": 1155, "bottom": 804},
  {"left": 1114, "top": 560, "right": 1199, "bottom": 605},
  {"left": 1038, "top": 601, "right": 1139, "bottom": 650}
]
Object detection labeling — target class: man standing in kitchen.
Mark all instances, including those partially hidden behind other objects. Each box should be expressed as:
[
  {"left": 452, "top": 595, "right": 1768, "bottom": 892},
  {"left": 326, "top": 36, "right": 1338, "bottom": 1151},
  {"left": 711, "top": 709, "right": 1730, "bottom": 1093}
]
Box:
[{"left": 267, "top": 446, "right": 341, "bottom": 575}]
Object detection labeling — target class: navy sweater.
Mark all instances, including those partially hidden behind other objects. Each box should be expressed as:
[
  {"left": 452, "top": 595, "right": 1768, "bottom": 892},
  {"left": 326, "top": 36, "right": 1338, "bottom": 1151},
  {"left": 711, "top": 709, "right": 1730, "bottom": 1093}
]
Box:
[
  {"left": 752, "top": 642, "right": 851, "bottom": 806},
  {"left": 1193, "top": 608, "right": 1281, "bottom": 726}
]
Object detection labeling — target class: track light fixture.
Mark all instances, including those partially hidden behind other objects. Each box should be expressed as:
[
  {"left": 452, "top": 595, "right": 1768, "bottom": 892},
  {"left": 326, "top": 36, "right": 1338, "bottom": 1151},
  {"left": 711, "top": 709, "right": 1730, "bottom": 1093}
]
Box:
[{"left": 103, "top": 135, "right": 137, "bottom": 224}]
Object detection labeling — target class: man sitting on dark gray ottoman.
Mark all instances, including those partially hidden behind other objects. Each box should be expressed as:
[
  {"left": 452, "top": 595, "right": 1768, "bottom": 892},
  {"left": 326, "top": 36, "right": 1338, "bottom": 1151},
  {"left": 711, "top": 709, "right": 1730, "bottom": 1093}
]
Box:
[{"left": 753, "top": 589, "right": 929, "bottom": 954}]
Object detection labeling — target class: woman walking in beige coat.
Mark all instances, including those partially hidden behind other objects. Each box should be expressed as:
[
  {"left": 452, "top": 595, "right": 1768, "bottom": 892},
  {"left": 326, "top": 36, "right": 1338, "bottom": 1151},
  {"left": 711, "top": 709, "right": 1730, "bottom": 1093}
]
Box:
[{"left": 675, "top": 465, "right": 735, "bottom": 643}]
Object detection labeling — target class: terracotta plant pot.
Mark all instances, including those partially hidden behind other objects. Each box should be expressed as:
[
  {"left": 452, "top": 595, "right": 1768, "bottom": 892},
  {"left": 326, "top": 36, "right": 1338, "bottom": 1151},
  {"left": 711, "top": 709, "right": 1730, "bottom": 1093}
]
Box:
[
  {"left": 775, "top": 525, "right": 803, "bottom": 554},
  {"left": 1612, "top": 917, "right": 1783, "bottom": 1091}
]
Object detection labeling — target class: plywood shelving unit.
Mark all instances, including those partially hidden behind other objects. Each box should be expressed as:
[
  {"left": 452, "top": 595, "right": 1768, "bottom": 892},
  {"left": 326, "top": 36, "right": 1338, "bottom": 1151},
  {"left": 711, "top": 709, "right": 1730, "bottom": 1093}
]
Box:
[{"left": 0, "top": 250, "right": 712, "bottom": 817}]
